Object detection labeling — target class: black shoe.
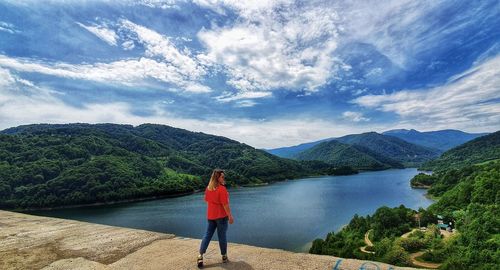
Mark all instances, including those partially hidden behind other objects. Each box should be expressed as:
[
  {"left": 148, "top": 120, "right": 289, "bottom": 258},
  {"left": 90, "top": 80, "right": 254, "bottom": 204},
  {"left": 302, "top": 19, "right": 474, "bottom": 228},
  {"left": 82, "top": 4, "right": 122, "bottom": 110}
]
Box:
[
  {"left": 222, "top": 254, "right": 228, "bottom": 263},
  {"left": 197, "top": 255, "right": 203, "bottom": 268}
]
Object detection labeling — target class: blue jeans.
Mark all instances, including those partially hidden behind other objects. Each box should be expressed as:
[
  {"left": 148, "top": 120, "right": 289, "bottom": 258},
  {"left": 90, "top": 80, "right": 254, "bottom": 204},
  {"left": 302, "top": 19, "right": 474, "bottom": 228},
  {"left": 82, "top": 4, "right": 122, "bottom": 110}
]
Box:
[{"left": 199, "top": 216, "right": 228, "bottom": 255}]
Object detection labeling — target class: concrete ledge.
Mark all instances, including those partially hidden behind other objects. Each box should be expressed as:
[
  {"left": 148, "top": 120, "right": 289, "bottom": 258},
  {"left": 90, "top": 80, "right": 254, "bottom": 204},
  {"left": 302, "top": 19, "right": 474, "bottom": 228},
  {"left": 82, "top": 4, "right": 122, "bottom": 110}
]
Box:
[{"left": 0, "top": 210, "right": 424, "bottom": 270}]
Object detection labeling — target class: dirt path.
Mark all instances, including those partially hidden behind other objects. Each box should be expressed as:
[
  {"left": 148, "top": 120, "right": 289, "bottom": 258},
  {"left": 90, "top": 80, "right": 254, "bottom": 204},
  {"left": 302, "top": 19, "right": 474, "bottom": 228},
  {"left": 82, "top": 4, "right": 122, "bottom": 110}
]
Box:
[
  {"left": 409, "top": 251, "right": 441, "bottom": 269},
  {"left": 401, "top": 229, "right": 419, "bottom": 239},
  {"left": 0, "top": 210, "right": 422, "bottom": 270},
  {"left": 359, "top": 230, "right": 375, "bottom": 254},
  {"left": 403, "top": 228, "right": 454, "bottom": 269},
  {"left": 364, "top": 230, "right": 373, "bottom": 246}
]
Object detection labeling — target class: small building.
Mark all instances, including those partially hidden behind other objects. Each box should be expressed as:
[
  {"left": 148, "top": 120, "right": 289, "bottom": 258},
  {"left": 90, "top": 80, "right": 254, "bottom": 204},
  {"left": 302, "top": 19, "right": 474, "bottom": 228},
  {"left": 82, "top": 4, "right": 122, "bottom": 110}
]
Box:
[
  {"left": 438, "top": 223, "right": 449, "bottom": 230},
  {"left": 437, "top": 214, "right": 446, "bottom": 230}
]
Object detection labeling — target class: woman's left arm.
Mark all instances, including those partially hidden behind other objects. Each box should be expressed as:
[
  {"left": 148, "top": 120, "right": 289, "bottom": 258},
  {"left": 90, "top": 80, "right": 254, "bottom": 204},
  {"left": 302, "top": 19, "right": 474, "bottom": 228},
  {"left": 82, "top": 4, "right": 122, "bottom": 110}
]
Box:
[
  {"left": 220, "top": 187, "right": 233, "bottom": 224},
  {"left": 223, "top": 204, "right": 234, "bottom": 224}
]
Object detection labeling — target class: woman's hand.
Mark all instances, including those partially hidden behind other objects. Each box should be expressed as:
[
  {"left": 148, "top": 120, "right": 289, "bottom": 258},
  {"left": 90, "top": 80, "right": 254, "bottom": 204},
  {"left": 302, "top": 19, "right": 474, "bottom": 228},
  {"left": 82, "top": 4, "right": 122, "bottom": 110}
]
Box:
[{"left": 228, "top": 215, "right": 234, "bottom": 224}]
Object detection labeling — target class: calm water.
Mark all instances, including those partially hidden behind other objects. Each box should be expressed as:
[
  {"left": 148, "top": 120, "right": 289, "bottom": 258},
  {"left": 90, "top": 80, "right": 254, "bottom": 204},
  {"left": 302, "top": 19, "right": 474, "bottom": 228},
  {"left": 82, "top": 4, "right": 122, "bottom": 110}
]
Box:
[{"left": 29, "top": 168, "right": 432, "bottom": 252}]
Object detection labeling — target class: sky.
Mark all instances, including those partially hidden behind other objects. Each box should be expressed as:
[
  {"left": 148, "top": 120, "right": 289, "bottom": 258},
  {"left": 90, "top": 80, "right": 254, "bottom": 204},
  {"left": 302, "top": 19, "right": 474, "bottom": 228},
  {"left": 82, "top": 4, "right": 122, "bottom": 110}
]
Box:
[{"left": 0, "top": 0, "right": 499, "bottom": 148}]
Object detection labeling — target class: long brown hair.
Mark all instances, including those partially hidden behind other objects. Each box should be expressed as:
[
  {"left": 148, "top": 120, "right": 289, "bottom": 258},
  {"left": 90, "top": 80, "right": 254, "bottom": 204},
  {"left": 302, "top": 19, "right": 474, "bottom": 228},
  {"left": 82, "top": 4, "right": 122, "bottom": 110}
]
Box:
[{"left": 207, "top": 169, "right": 224, "bottom": 191}]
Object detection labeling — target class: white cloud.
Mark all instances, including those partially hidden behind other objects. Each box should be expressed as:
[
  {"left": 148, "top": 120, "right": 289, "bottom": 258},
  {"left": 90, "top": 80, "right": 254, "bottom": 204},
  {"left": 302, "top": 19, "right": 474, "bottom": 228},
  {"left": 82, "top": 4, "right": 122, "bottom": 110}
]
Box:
[
  {"left": 214, "top": 91, "right": 273, "bottom": 107},
  {"left": 233, "top": 100, "right": 257, "bottom": 108},
  {"left": 336, "top": 1, "right": 497, "bottom": 69},
  {"left": 194, "top": 0, "right": 291, "bottom": 15},
  {"left": 352, "top": 88, "right": 368, "bottom": 96},
  {"left": 0, "top": 66, "right": 379, "bottom": 149},
  {"left": 119, "top": 19, "right": 206, "bottom": 80},
  {"left": 195, "top": 0, "right": 495, "bottom": 83},
  {"left": 122, "top": 40, "right": 135, "bottom": 50},
  {"left": 216, "top": 91, "right": 272, "bottom": 102},
  {"left": 0, "top": 66, "right": 16, "bottom": 87},
  {"left": 0, "top": 17, "right": 216, "bottom": 94},
  {"left": 342, "top": 111, "right": 370, "bottom": 122},
  {"left": 197, "top": 1, "right": 347, "bottom": 95},
  {"left": 135, "top": 0, "right": 183, "bottom": 9},
  {"left": 334, "top": 0, "right": 441, "bottom": 67},
  {"left": 0, "top": 21, "right": 19, "bottom": 34},
  {"left": 193, "top": 0, "right": 475, "bottom": 98},
  {"left": 0, "top": 19, "right": 213, "bottom": 93},
  {"left": 0, "top": 55, "right": 210, "bottom": 93},
  {"left": 77, "top": 22, "right": 118, "bottom": 46},
  {"left": 352, "top": 55, "right": 500, "bottom": 131}
]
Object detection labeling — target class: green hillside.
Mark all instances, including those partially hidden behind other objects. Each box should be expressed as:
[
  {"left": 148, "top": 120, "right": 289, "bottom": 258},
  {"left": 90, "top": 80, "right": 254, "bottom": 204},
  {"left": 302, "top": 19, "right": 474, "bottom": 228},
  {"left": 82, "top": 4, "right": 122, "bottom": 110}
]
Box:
[
  {"left": 294, "top": 140, "right": 403, "bottom": 170},
  {"left": 420, "top": 131, "right": 500, "bottom": 171},
  {"left": 335, "top": 132, "right": 440, "bottom": 166},
  {"left": 293, "top": 132, "right": 438, "bottom": 169},
  {"left": 311, "top": 159, "right": 500, "bottom": 269},
  {"left": 310, "top": 132, "right": 500, "bottom": 269},
  {"left": 0, "top": 123, "right": 329, "bottom": 209}
]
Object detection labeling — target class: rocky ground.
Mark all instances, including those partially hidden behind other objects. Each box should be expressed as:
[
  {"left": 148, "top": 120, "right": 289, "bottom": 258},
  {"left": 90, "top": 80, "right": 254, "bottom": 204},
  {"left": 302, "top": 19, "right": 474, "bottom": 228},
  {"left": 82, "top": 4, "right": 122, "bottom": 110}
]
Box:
[{"left": 0, "top": 210, "right": 424, "bottom": 270}]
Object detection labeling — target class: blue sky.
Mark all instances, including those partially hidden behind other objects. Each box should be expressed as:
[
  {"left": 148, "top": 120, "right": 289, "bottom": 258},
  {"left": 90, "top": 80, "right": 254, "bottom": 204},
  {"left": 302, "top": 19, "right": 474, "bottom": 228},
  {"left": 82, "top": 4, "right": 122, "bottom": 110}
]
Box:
[{"left": 0, "top": 0, "right": 499, "bottom": 148}]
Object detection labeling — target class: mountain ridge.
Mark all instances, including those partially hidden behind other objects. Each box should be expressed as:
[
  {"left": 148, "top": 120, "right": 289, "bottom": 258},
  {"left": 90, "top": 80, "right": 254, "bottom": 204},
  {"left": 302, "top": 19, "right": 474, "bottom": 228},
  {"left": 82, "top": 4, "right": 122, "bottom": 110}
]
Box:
[
  {"left": 294, "top": 140, "right": 404, "bottom": 170},
  {"left": 382, "top": 129, "right": 488, "bottom": 151},
  {"left": 266, "top": 129, "right": 487, "bottom": 157},
  {"left": 292, "top": 132, "right": 439, "bottom": 168}
]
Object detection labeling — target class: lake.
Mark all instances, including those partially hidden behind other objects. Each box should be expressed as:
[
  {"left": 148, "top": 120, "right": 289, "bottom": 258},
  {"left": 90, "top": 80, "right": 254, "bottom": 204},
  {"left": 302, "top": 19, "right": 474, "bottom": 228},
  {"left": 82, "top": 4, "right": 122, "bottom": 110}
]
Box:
[{"left": 29, "top": 168, "right": 433, "bottom": 252}]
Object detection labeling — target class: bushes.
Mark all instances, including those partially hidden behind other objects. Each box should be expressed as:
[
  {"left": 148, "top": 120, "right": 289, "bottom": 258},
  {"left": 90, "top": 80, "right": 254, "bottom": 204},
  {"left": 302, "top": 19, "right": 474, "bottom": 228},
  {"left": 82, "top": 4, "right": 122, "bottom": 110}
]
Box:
[
  {"left": 382, "top": 242, "right": 411, "bottom": 266},
  {"left": 410, "top": 173, "right": 437, "bottom": 187},
  {"left": 309, "top": 205, "right": 417, "bottom": 264},
  {"left": 399, "top": 237, "right": 426, "bottom": 252}
]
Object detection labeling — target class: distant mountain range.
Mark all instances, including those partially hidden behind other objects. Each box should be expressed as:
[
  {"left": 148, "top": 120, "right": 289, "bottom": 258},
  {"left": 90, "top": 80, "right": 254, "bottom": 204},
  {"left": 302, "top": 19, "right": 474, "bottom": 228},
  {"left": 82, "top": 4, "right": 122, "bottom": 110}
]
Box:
[
  {"left": 382, "top": 129, "right": 488, "bottom": 151},
  {"left": 266, "top": 129, "right": 487, "bottom": 159},
  {"left": 293, "top": 132, "right": 440, "bottom": 169},
  {"left": 420, "top": 130, "right": 500, "bottom": 171},
  {"left": 264, "top": 137, "right": 335, "bottom": 158}
]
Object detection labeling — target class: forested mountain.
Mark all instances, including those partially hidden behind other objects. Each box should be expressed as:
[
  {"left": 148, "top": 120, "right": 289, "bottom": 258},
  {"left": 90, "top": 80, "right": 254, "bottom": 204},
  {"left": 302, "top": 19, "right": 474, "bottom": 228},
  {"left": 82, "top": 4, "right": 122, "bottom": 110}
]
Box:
[
  {"left": 334, "top": 132, "right": 440, "bottom": 166},
  {"left": 420, "top": 130, "right": 500, "bottom": 171},
  {"left": 0, "top": 123, "right": 335, "bottom": 209},
  {"left": 291, "top": 132, "right": 439, "bottom": 168},
  {"left": 264, "top": 137, "right": 335, "bottom": 158},
  {"left": 383, "top": 129, "right": 488, "bottom": 151},
  {"left": 268, "top": 129, "right": 486, "bottom": 159},
  {"left": 294, "top": 140, "right": 403, "bottom": 170}
]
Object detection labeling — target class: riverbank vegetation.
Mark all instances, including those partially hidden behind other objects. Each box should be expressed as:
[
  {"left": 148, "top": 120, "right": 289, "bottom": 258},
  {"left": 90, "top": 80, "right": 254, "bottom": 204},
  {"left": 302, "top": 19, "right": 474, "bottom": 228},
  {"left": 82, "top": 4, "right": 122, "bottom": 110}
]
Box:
[{"left": 311, "top": 157, "right": 499, "bottom": 269}]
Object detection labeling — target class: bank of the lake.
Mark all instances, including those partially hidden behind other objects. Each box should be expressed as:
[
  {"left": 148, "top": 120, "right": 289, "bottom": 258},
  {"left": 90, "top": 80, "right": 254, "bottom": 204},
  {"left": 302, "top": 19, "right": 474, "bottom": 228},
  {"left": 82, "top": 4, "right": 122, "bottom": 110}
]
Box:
[{"left": 29, "top": 168, "right": 432, "bottom": 253}]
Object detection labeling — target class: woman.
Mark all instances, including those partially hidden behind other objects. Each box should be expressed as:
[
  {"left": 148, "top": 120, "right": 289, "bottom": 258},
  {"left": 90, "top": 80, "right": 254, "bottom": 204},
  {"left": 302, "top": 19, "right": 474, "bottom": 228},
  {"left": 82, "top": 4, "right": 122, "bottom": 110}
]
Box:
[{"left": 197, "top": 169, "right": 234, "bottom": 268}]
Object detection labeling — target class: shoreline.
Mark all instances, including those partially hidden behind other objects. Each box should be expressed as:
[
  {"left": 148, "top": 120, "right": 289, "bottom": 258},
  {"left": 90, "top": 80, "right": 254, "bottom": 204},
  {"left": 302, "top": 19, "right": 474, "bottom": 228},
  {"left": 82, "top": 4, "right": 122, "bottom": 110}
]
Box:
[
  {"left": 19, "top": 189, "right": 203, "bottom": 212},
  {"left": 410, "top": 184, "right": 431, "bottom": 189}
]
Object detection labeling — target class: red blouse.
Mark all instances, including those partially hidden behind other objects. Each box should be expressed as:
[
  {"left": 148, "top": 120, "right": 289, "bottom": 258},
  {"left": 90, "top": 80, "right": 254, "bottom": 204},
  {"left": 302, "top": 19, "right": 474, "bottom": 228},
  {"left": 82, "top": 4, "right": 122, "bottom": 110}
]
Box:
[{"left": 204, "top": 185, "right": 229, "bottom": 220}]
